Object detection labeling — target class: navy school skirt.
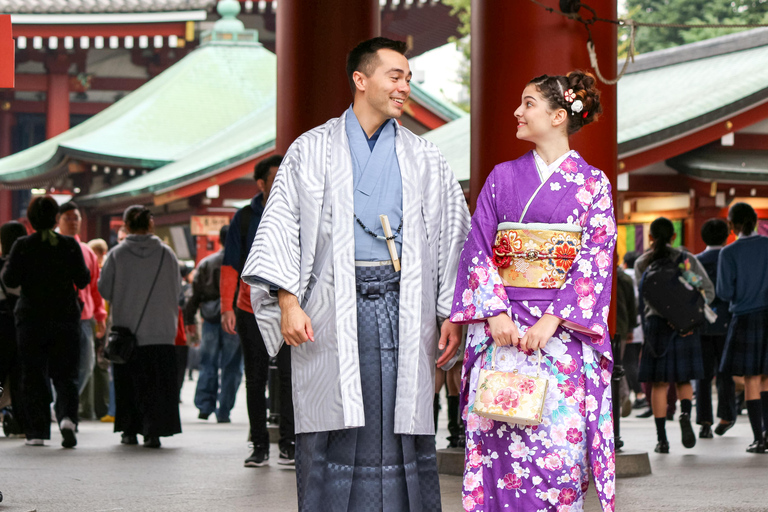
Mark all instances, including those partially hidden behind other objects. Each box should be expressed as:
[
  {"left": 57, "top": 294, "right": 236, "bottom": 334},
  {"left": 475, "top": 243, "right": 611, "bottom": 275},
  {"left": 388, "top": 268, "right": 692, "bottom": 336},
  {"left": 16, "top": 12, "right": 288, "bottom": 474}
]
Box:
[
  {"left": 639, "top": 315, "right": 705, "bottom": 383},
  {"left": 719, "top": 307, "right": 768, "bottom": 377}
]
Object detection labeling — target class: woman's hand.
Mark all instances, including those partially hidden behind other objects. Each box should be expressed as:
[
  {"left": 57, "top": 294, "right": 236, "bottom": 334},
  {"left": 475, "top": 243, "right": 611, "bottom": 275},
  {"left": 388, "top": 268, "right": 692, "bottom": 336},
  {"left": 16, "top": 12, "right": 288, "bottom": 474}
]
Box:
[
  {"left": 520, "top": 314, "right": 562, "bottom": 351},
  {"left": 487, "top": 313, "right": 520, "bottom": 347}
]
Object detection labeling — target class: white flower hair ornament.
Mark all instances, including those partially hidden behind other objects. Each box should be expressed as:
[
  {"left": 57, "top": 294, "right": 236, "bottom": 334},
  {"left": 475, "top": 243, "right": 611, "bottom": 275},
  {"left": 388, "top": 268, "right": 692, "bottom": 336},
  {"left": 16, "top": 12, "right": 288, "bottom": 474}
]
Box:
[{"left": 570, "top": 99, "right": 584, "bottom": 114}]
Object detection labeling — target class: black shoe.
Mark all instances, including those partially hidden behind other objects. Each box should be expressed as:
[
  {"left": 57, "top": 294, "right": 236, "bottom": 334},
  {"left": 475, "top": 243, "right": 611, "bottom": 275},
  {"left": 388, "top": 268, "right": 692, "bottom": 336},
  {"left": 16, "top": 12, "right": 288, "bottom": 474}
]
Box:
[
  {"left": 217, "top": 417, "right": 231, "bottom": 424},
  {"left": 746, "top": 440, "right": 766, "bottom": 453},
  {"left": 699, "top": 423, "right": 713, "bottom": 439},
  {"left": 714, "top": 420, "right": 736, "bottom": 436},
  {"left": 632, "top": 398, "right": 648, "bottom": 410},
  {"left": 654, "top": 440, "right": 670, "bottom": 453},
  {"left": 278, "top": 444, "right": 295, "bottom": 466},
  {"left": 679, "top": 413, "right": 696, "bottom": 448},
  {"left": 666, "top": 411, "right": 675, "bottom": 421},
  {"left": 446, "top": 436, "right": 460, "bottom": 449},
  {"left": 143, "top": 436, "right": 161, "bottom": 448},
  {"left": 121, "top": 433, "right": 138, "bottom": 445},
  {"left": 59, "top": 418, "right": 77, "bottom": 449},
  {"left": 198, "top": 412, "right": 210, "bottom": 420},
  {"left": 636, "top": 409, "right": 653, "bottom": 418},
  {"left": 244, "top": 446, "right": 269, "bottom": 467}
]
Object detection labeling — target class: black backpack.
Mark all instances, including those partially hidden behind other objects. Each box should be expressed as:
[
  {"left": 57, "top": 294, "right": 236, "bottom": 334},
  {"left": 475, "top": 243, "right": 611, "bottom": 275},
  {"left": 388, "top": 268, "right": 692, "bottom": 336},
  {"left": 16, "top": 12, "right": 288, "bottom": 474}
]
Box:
[{"left": 640, "top": 251, "right": 706, "bottom": 334}]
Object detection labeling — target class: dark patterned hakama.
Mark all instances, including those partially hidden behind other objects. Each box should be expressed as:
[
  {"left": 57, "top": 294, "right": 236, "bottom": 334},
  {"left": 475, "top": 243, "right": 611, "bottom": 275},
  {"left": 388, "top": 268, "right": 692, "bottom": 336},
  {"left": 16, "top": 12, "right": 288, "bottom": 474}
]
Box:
[{"left": 295, "top": 265, "right": 441, "bottom": 512}]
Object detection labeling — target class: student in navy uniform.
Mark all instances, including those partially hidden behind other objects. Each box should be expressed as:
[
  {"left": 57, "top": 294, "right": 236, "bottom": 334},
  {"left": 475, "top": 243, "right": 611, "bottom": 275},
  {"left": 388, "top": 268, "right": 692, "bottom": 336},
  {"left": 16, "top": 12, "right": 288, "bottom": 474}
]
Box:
[
  {"left": 695, "top": 218, "right": 736, "bottom": 439},
  {"left": 717, "top": 203, "right": 768, "bottom": 453},
  {"left": 636, "top": 217, "right": 714, "bottom": 454}
]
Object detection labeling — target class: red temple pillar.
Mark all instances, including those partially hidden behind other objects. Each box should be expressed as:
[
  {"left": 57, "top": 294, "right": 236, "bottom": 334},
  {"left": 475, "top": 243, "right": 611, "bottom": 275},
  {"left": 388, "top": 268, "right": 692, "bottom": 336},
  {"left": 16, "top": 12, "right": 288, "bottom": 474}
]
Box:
[
  {"left": 0, "top": 108, "right": 13, "bottom": 224},
  {"left": 45, "top": 54, "right": 71, "bottom": 140},
  {"left": 471, "top": 0, "right": 617, "bottom": 329},
  {"left": 276, "top": 0, "right": 379, "bottom": 153}
]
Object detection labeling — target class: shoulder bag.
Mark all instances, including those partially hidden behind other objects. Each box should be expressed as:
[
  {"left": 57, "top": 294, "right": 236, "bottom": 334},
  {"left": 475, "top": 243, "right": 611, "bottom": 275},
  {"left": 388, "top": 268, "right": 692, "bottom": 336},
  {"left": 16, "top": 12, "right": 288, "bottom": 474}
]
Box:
[{"left": 105, "top": 249, "right": 166, "bottom": 364}]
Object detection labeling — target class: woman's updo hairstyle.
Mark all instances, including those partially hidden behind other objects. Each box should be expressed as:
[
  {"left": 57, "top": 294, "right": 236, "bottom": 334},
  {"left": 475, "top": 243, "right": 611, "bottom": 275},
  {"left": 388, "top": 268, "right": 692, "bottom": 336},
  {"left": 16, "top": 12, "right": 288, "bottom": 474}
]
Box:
[
  {"left": 529, "top": 70, "right": 602, "bottom": 135},
  {"left": 649, "top": 216, "right": 675, "bottom": 262},
  {"left": 728, "top": 202, "right": 757, "bottom": 236},
  {"left": 123, "top": 205, "right": 153, "bottom": 233},
  {"left": 27, "top": 195, "right": 59, "bottom": 232}
]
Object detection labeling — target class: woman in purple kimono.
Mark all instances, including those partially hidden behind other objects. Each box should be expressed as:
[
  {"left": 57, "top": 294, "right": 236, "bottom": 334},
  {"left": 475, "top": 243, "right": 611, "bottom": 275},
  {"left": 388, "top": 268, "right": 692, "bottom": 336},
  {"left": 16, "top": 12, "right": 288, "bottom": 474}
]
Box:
[{"left": 451, "top": 71, "right": 616, "bottom": 511}]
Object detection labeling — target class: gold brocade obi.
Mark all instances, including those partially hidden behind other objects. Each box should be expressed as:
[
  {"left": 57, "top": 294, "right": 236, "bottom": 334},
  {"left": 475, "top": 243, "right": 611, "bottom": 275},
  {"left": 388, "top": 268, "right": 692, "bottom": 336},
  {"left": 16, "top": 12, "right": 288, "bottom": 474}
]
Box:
[{"left": 492, "top": 222, "right": 582, "bottom": 289}]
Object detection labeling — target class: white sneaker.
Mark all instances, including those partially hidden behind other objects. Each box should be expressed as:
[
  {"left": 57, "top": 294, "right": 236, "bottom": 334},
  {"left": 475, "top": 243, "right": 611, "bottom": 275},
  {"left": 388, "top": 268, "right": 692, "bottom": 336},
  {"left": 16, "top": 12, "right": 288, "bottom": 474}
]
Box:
[{"left": 25, "top": 439, "right": 44, "bottom": 446}]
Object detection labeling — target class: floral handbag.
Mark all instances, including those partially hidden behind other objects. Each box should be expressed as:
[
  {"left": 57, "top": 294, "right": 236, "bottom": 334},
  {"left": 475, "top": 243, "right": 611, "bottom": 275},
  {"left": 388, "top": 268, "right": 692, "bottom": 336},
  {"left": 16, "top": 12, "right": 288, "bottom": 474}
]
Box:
[{"left": 473, "top": 345, "right": 549, "bottom": 426}]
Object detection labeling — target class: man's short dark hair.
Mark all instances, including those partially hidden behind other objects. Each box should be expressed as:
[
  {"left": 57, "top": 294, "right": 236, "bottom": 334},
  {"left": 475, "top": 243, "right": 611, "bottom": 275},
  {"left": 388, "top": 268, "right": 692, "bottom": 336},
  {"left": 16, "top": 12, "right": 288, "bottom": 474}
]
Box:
[
  {"left": 346, "top": 37, "right": 409, "bottom": 96},
  {"left": 219, "top": 224, "right": 229, "bottom": 246},
  {"left": 701, "top": 218, "right": 729, "bottom": 247},
  {"left": 254, "top": 155, "right": 283, "bottom": 182},
  {"left": 623, "top": 250, "right": 639, "bottom": 269},
  {"left": 59, "top": 201, "right": 79, "bottom": 215}
]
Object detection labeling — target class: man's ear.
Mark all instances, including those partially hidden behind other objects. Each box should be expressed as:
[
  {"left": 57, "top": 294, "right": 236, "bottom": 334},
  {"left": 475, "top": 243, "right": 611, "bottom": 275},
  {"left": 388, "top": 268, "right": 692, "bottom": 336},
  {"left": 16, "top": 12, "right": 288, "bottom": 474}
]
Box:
[
  {"left": 255, "top": 178, "right": 265, "bottom": 193},
  {"left": 353, "top": 70, "right": 367, "bottom": 93}
]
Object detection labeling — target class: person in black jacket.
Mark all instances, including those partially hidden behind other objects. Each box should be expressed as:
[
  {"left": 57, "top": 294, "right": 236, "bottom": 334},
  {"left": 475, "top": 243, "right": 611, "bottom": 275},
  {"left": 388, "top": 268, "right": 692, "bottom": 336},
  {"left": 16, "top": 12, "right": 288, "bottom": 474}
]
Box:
[
  {"left": 184, "top": 225, "right": 243, "bottom": 423},
  {"left": 1, "top": 196, "right": 90, "bottom": 448},
  {"left": 695, "top": 218, "right": 736, "bottom": 439},
  {"left": 0, "top": 221, "right": 28, "bottom": 435}
]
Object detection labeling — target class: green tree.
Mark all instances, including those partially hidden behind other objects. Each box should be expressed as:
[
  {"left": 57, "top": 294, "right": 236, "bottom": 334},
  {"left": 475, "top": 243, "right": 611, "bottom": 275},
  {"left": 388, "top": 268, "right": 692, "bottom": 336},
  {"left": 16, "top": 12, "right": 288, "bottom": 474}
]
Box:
[
  {"left": 626, "top": 0, "right": 768, "bottom": 54},
  {"left": 443, "top": 0, "right": 471, "bottom": 111}
]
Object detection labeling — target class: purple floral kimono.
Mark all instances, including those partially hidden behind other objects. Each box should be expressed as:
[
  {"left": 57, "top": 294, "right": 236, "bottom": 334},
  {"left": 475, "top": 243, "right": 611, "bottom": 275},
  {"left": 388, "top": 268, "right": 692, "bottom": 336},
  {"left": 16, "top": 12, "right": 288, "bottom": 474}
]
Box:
[{"left": 450, "top": 151, "right": 617, "bottom": 512}]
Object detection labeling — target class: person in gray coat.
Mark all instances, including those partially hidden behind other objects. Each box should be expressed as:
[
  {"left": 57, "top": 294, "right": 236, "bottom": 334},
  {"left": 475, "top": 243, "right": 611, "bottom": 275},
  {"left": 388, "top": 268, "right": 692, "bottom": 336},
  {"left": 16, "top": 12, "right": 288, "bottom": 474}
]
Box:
[{"left": 98, "top": 205, "right": 181, "bottom": 448}]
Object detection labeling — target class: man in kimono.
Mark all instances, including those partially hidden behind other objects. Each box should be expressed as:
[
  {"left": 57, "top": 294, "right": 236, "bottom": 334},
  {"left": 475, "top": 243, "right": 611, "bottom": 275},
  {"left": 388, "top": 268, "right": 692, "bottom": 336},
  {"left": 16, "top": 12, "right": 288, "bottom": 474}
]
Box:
[{"left": 242, "top": 37, "right": 470, "bottom": 511}]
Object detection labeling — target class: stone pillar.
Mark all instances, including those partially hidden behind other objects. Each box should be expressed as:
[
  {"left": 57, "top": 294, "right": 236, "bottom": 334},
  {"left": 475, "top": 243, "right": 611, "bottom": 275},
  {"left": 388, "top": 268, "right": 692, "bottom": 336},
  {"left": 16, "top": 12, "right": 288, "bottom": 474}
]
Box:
[
  {"left": 45, "top": 54, "right": 71, "bottom": 140},
  {"left": 276, "top": 0, "right": 379, "bottom": 153}
]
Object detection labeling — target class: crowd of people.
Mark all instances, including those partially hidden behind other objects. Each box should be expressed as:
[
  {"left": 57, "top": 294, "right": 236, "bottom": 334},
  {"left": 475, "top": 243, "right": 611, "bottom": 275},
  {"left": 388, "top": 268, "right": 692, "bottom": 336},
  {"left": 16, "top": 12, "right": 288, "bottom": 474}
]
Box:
[
  {"left": 615, "top": 207, "right": 768, "bottom": 456},
  {"left": 1, "top": 35, "right": 767, "bottom": 512}
]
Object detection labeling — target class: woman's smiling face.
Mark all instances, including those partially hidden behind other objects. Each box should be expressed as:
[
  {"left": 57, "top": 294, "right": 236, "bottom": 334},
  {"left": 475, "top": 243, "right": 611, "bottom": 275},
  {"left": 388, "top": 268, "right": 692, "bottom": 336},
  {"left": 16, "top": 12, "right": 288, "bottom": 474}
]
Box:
[{"left": 514, "top": 84, "right": 564, "bottom": 143}]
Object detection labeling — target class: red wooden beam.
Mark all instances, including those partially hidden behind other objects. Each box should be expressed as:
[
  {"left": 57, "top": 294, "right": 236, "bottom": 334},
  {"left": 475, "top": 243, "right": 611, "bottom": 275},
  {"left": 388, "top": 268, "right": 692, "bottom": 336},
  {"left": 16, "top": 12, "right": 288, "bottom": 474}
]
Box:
[
  {"left": 621, "top": 99, "right": 768, "bottom": 172},
  {"left": 13, "top": 22, "right": 187, "bottom": 39},
  {"left": 14, "top": 74, "right": 147, "bottom": 92},
  {"left": 154, "top": 150, "right": 276, "bottom": 206},
  {"left": 0, "top": 15, "right": 14, "bottom": 88},
  {"left": 402, "top": 99, "right": 446, "bottom": 131},
  {"left": 9, "top": 99, "right": 110, "bottom": 115}
]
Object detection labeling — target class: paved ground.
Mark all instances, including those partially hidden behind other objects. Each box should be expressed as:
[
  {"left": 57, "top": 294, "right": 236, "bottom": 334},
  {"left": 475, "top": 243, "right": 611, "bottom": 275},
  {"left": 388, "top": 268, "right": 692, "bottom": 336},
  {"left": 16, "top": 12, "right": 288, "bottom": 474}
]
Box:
[{"left": 1, "top": 376, "right": 767, "bottom": 511}]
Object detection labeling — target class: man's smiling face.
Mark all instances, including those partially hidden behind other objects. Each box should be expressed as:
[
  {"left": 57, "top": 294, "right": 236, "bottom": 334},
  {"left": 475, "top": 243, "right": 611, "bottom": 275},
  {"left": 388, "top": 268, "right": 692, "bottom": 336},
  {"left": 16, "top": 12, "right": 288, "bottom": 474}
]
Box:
[{"left": 360, "top": 48, "right": 412, "bottom": 121}]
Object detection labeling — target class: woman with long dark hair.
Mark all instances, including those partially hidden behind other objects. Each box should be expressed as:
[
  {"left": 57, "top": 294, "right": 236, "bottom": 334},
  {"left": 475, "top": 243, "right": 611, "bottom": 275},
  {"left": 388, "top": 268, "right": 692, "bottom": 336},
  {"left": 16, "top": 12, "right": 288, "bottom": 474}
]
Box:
[
  {"left": 636, "top": 217, "right": 714, "bottom": 454},
  {"left": 98, "top": 205, "right": 181, "bottom": 448},
  {"left": 451, "top": 71, "right": 617, "bottom": 511},
  {"left": 1, "top": 196, "right": 90, "bottom": 448},
  {"left": 717, "top": 202, "right": 768, "bottom": 453}
]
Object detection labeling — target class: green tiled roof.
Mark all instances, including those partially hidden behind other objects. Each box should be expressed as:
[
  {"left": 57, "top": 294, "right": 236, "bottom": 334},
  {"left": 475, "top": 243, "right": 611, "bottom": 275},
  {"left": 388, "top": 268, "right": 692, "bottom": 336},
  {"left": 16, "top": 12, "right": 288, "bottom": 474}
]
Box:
[
  {"left": 618, "top": 42, "right": 768, "bottom": 154},
  {"left": 422, "top": 114, "right": 469, "bottom": 183},
  {"left": 408, "top": 81, "right": 466, "bottom": 122},
  {"left": 0, "top": 39, "right": 275, "bottom": 189},
  {"left": 668, "top": 147, "right": 768, "bottom": 183}
]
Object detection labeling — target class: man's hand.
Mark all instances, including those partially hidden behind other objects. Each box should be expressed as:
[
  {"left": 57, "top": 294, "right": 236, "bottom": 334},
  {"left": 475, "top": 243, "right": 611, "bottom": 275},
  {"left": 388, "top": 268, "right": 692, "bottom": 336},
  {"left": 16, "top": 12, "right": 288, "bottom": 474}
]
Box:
[
  {"left": 436, "top": 319, "right": 462, "bottom": 368},
  {"left": 278, "top": 289, "right": 314, "bottom": 347},
  {"left": 185, "top": 324, "right": 197, "bottom": 338},
  {"left": 222, "top": 310, "right": 237, "bottom": 335},
  {"left": 95, "top": 319, "right": 107, "bottom": 339},
  {"left": 519, "top": 314, "right": 562, "bottom": 351},
  {"left": 487, "top": 313, "right": 520, "bottom": 347}
]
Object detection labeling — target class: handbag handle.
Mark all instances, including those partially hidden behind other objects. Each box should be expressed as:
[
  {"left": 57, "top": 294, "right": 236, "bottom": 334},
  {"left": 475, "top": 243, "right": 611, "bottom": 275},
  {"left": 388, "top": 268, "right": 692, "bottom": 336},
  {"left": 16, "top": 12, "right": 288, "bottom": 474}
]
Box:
[
  {"left": 133, "top": 249, "right": 166, "bottom": 335},
  {"left": 489, "top": 343, "right": 543, "bottom": 377}
]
